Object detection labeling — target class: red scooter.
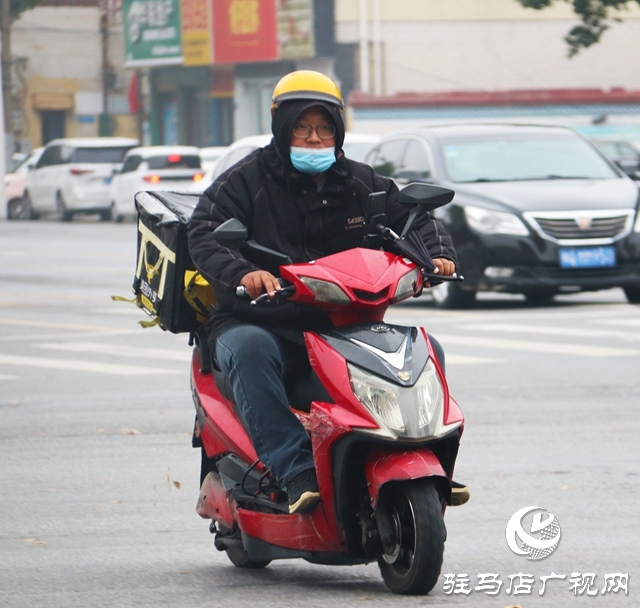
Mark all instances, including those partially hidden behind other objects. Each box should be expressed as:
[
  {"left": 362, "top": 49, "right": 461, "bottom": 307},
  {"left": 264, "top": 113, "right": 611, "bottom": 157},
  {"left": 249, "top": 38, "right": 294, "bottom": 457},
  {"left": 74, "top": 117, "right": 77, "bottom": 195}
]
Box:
[{"left": 190, "top": 184, "right": 465, "bottom": 595}]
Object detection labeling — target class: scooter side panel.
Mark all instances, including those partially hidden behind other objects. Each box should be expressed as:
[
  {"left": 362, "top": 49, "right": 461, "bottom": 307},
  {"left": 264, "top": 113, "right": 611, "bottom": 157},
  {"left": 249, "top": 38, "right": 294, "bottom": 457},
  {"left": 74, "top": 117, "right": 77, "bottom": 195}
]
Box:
[
  {"left": 364, "top": 447, "right": 447, "bottom": 507},
  {"left": 196, "top": 472, "right": 235, "bottom": 529},
  {"left": 191, "top": 351, "right": 258, "bottom": 464},
  {"left": 304, "top": 333, "right": 378, "bottom": 428},
  {"left": 236, "top": 507, "right": 340, "bottom": 552}
]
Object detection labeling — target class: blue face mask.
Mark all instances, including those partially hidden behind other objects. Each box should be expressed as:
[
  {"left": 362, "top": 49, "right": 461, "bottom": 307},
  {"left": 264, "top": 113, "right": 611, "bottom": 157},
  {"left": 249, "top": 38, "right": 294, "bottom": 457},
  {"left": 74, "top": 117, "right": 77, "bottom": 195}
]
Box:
[{"left": 290, "top": 146, "right": 336, "bottom": 174}]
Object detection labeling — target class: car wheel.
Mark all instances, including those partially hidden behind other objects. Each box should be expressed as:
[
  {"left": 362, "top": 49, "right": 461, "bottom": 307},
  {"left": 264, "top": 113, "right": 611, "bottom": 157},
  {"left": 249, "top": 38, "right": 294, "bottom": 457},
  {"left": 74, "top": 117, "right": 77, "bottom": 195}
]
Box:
[
  {"left": 431, "top": 281, "right": 476, "bottom": 309},
  {"left": 54, "top": 192, "right": 73, "bottom": 222},
  {"left": 523, "top": 289, "right": 557, "bottom": 304},
  {"left": 7, "top": 197, "right": 31, "bottom": 220},
  {"left": 624, "top": 285, "right": 640, "bottom": 304},
  {"left": 108, "top": 202, "right": 124, "bottom": 223},
  {"left": 20, "top": 192, "right": 40, "bottom": 220}
]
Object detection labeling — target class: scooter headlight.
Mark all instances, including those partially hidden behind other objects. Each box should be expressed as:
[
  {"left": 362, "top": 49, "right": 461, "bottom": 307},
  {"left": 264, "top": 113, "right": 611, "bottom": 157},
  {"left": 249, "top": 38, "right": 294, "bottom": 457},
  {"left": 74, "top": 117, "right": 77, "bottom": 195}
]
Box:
[
  {"left": 299, "top": 277, "right": 351, "bottom": 304},
  {"left": 393, "top": 267, "right": 421, "bottom": 302},
  {"left": 348, "top": 360, "right": 444, "bottom": 439}
]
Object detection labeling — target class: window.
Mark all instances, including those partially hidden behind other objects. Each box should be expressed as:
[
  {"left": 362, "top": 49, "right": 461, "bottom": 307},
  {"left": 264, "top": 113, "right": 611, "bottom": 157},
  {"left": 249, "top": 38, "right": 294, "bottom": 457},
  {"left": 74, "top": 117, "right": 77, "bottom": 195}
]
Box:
[
  {"left": 440, "top": 134, "right": 618, "bottom": 182},
  {"left": 370, "top": 139, "right": 408, "bottom": 177},
  {"left": 121, "top": 155, "right": 142, "bottom": 173},
  {"left": 401, "top": 140, "right": 432, "bottom": 180},
  {"left": 146, "top": 155, "right": 201, "bottom": 169},
  {"left": 36, "top": 145, "right": 62, "bottom": 168},
  {"left": 72, "top": 147, "right": 135, "bottom": 163}
]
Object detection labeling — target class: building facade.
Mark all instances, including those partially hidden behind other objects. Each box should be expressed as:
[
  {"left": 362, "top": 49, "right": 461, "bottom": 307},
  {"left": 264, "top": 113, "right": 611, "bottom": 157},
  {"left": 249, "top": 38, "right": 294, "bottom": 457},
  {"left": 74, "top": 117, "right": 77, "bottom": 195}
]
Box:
[{"left": 11, "top": 0, "right": 137, "bottom": 151}]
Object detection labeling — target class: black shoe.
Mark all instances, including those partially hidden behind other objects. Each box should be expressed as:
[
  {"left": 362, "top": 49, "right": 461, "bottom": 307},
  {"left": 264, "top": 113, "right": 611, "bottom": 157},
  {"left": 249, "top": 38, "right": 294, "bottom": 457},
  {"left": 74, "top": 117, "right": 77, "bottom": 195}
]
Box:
[
  {"left": 286, "top": 469, "right": 321, "bottom": 514},
  {"left": 450, "top": 480, "right": 470, "bottom": 506}
]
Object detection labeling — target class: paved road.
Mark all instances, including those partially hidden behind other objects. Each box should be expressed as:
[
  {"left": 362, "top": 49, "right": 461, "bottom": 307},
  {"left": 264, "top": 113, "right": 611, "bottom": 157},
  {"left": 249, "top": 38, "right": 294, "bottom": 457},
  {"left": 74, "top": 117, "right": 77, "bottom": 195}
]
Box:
[{"left": 0, "top": 221, "right": 638, "bottom": 607}]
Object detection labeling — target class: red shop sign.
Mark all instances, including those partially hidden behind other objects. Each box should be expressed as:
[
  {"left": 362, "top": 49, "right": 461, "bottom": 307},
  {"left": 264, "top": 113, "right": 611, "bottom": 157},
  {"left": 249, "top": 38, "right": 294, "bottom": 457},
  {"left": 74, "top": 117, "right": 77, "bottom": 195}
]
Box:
[{"left": 212, "top": 0, "right": 279, "bottom": 64}]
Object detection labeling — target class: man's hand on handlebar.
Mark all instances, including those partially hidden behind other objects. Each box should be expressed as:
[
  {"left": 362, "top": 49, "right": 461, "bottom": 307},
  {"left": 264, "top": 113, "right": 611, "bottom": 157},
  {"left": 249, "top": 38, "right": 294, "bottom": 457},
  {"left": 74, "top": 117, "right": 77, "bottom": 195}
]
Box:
[
  {"left": 240, "top": 270, "right": 281, "bottom": 300},
  {"left": 424, "top": 258, "right": 456, "bottom": 288}
]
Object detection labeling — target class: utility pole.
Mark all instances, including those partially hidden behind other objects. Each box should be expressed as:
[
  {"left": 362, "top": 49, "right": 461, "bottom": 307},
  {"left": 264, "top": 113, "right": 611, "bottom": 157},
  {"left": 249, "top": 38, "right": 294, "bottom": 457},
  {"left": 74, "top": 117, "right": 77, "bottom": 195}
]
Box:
[
  {"left": 99, "top": 0, "right": 112, "bottom": 136},
  {"left": 1, "top": 0, "right": 13, "bottom": 167},
  {"left": 358, "top": 0, "right": 369, "bottom": 94}
]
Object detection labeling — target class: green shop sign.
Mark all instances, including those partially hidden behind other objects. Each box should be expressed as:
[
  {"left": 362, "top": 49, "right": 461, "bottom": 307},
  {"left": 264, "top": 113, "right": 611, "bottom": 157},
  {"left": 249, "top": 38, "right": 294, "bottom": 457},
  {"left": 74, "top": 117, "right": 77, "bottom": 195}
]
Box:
[{"left": 124, "top": 0, "right": 183, "bottom": 67}]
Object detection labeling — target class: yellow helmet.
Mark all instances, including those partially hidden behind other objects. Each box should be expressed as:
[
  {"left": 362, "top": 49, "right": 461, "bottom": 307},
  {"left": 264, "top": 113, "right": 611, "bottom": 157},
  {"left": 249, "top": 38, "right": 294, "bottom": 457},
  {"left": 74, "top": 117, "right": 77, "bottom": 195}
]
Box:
[{"left": 271, "top": 70, "right": 344, "bottom": 112}]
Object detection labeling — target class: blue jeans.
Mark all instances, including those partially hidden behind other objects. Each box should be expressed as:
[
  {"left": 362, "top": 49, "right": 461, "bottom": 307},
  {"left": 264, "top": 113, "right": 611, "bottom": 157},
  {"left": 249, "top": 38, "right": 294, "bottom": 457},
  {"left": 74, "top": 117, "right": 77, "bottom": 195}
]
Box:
[
  {"left": 216, "top": 325, "right": 315, "bottom": 487},
  {"left": 215, "top": 325, "right": 447, "bottom": 487}
]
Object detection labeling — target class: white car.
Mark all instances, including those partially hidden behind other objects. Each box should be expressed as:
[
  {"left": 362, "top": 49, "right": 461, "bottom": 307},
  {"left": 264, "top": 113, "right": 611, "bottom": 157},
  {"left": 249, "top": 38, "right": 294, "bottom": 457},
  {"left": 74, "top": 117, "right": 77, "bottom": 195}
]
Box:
[
  {"left": 190, "top": 132, "right": 380, "bottom": 193},
  {"left": 109, "top": 146, "right": 204, "bottom": 221},
  {"left": 5, "top": 148, "right": 44, "bottom": 220},
  {"left": 23, "top": 137, "right": 139, "bottom": 221},
  {"left": 199, "top": 146, "right": 228, "bottom": 171}
]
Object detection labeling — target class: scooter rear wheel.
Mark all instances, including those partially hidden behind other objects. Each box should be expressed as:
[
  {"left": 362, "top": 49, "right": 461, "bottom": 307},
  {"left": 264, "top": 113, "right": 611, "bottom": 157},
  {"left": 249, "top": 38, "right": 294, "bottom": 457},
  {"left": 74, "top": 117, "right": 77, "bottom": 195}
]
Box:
[
  {"left": 225, "top": 545, "right": 271, "bottom": 569},
  {"left": 377, "top": 479, "right": 445, "bottom": 595}
]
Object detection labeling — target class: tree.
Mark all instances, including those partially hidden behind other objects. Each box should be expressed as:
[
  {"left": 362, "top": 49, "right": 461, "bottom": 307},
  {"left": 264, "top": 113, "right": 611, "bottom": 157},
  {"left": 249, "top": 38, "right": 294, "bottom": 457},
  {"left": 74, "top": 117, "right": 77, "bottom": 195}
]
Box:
[
  {"left": 10, "top": 0, "right": 40, "bottom": 20},
  {"left": 517, "top": 0, "right": 640, "bottom": 56}
]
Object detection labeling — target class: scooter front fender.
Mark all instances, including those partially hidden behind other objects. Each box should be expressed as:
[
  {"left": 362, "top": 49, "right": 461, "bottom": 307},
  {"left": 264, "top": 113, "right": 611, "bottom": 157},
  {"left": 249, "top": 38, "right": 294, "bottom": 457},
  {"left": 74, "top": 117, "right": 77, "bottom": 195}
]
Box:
[{"left": 364, "top": 447, "right": 448, "bottom": 507}]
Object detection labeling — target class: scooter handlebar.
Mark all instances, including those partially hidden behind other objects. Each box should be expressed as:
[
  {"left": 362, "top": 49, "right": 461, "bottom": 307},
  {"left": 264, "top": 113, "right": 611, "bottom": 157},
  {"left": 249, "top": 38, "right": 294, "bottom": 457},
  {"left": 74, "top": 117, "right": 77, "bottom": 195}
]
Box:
[{"left": 235, "top": 280, "right": 295, "bottom": 306}]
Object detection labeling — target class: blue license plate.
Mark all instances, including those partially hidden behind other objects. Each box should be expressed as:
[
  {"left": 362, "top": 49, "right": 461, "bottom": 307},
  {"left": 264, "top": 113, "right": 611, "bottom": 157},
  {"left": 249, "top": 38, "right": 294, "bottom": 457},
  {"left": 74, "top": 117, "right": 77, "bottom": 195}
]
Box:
[
  {"left": 559, "top": 246, "right": 616, "bottom": 269},
  {"left": 103, "top": 177, "right": 112, "bottom": 185}
]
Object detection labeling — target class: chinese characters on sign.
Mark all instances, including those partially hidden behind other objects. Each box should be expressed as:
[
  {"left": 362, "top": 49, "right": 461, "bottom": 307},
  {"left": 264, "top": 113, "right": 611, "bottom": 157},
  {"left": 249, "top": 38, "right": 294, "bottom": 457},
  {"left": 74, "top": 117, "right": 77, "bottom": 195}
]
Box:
[
  {"left": 443, "top": 573, "right": 629, "bottom": 597},
  {"left": 124, "top": 0, "right": 183, "bottom": 66}
]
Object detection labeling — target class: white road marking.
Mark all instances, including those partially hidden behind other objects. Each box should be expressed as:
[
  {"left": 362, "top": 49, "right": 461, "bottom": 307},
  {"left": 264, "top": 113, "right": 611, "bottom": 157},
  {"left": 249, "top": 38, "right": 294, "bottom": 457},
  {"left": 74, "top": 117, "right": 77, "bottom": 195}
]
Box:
[
  {"left": 0, "top": 354, "right": 181, "bottom": 376},
  {"left": 0, "top": 319, "right": 126, "bottom": 332},
  {"left": 0, "top": 374, "right": 17, "bottom": 380},
  {"left": 36, "top": 342, "right": 191, "bottom": 362},
  {"left": 589, "top": 318, "right": 640, "bottom": 328},
  {"left": 434, "top": 334, "right": 640, "bottom": 358},
  {"left": 0, "top": 330, "right": 143, "bottom": 342},
  {"left": 446, "top": 354, "right": 505, "bottom": 365},
  {"left": 454, "top": 323, "right": 640, "bottom": 342},
  {"left": 93, "top": 307, "right": 150, "bottom": 316}
]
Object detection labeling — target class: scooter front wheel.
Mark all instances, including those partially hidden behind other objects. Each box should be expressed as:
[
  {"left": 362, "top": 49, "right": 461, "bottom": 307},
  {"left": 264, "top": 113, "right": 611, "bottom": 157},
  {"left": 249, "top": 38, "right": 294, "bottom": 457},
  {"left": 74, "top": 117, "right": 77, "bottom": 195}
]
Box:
[{"left": 377, "top": 479, "right": 445, "bottom": 595}]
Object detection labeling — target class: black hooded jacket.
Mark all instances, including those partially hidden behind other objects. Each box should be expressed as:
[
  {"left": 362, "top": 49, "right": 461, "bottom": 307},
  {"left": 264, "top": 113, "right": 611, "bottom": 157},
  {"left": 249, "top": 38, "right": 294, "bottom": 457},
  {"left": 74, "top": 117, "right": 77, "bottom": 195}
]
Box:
[{"left": 188, "top": 100, "right": 458, "bottom": 346}]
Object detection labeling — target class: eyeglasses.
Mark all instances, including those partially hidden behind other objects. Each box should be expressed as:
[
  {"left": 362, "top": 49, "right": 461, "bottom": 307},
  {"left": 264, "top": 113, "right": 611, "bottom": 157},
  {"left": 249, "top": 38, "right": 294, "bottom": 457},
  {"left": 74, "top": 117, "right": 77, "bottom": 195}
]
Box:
[{"left": 292, "top": 123, "right": 336, "bottom": 139}]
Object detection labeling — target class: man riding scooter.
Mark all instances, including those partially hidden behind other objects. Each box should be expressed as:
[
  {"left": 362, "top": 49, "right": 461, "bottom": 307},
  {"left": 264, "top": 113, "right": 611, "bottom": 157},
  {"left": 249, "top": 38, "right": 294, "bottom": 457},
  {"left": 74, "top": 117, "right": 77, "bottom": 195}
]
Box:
[{"left": 188, "top": 70, "right": 466, "bottom": 514}]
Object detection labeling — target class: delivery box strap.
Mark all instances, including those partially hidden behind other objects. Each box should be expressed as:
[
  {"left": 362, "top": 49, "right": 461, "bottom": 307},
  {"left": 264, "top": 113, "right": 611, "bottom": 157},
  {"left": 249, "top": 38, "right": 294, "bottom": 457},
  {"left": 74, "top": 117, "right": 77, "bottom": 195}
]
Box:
[
  {"left": 145, "top": 251, "right": 165, "bottom": 280},
  {"left": 110, "top": 294, "right": 161, "bottom": 329}
]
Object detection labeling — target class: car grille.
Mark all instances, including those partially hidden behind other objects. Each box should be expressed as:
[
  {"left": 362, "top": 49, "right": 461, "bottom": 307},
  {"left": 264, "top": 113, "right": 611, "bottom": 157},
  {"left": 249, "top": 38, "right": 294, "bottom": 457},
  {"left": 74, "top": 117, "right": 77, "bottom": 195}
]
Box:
[{"left": 531, "top": 214, "right": 630, "bottom": 240}]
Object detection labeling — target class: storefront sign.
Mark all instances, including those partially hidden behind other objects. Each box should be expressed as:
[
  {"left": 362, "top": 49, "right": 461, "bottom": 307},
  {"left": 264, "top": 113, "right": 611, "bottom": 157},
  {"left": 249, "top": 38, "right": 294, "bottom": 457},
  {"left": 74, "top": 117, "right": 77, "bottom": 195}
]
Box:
[
  {"left": 124, "top": 0, "right": 183, "bottom": 67},
  {"left": 212, "top": 0, "right": 279, "bottom": 64},
  {"left": 181, "top": 0, "right": 212, "bottom": 66},
  {"left": 278, "top": 0, "right": 314, "bottom": 59}
]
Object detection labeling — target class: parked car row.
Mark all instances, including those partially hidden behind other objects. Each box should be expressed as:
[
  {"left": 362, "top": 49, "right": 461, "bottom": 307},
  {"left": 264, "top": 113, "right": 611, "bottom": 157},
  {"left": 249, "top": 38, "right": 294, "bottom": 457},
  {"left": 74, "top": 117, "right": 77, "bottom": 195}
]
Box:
[{"left": 5, "top": 133, "right": 380, "bottom": 222}]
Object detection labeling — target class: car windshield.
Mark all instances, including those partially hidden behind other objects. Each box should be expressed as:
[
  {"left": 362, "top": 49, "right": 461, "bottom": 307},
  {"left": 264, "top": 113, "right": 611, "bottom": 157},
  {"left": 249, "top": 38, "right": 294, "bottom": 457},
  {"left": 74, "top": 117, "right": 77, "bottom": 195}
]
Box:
[
  {"left": 146, "top": 155, "right": 201, "bottom": 169},
  {"left": 439, "top": 134, "right": 618, "bottom": 183},
  {"left": 72, "top": 147, "right": 134, "bottom": 163}
]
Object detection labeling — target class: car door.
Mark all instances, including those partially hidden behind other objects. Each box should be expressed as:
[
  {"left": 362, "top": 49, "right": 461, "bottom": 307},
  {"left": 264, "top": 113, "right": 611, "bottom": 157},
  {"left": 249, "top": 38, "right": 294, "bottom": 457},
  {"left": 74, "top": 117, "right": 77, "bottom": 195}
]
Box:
[
  {"left": 113, "top": 154, "right": 142, "bottom": 209},
  {"left": 396, "top": 138, "right": 434, "bottom": 184},
  {"left": 29, "top": 145, "right": 63, "bottom": 211},
  {"left": 367, "top": 139, "right": 408, "bottom": 180}
]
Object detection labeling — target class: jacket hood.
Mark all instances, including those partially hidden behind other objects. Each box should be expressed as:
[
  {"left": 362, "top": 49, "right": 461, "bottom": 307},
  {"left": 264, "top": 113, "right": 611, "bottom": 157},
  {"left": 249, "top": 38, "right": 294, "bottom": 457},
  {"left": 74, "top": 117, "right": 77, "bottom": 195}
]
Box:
[{"left": 271, "top": 99, "right": 345, "bottom": 173}]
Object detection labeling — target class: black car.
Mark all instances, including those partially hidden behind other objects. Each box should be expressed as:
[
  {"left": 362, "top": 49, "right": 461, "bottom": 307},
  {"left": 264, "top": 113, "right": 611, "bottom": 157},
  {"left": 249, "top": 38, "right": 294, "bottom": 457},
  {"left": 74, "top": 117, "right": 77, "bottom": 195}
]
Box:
[
  {"left": 591, "top": 138, "right": 640, "bottom": 179},
  {"left": 365, "top": 124, "right": 640, "bottom": 307}
]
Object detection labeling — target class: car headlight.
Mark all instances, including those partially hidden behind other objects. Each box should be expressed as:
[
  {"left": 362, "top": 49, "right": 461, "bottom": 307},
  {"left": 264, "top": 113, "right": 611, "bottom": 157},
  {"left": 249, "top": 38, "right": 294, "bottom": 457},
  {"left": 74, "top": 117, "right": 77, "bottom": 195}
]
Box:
[
  {"left": 393, "top": 267, "right": 421, "bottom": 302},
  {"left": 299, "top": 277, "right": 351, "bottom": 304},
  {"left": 348, "top": 360, "right": 444, "bottom": 439},
  {"left": 464, "top": 205, "right": 529, "bottom": 236}
]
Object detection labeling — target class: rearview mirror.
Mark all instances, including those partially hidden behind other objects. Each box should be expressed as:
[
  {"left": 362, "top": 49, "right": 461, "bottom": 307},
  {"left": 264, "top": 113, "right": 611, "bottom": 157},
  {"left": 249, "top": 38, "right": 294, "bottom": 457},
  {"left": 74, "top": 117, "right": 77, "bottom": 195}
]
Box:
[
  {"left": 397, "top": 183, "right": 455, "bottom": 211},
  {"left": 398, "top": 183, "right": 455, "bottom": 238},
  {"left": 213, "top": 218, "right": 292, "bottom": 274},
  {"left": 213, "top": 218, "right": 248, "bottom": 247}
]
